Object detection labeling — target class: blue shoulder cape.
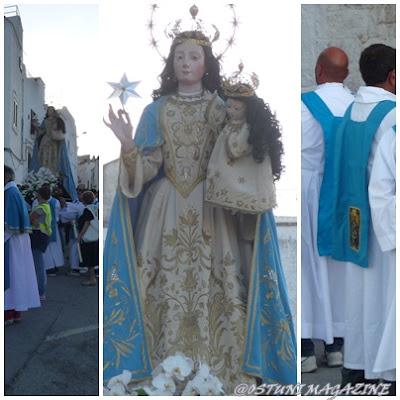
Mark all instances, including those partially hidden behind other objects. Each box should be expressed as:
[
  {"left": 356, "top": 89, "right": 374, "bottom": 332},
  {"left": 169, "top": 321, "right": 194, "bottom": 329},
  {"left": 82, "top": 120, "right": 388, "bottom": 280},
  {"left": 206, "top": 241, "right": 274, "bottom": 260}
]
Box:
[
  {"left": 5, "top": 182, "right": 32, "bottom": 290},
  {"left": 103, "top": 98, "right": 296, "bottom": 384}
]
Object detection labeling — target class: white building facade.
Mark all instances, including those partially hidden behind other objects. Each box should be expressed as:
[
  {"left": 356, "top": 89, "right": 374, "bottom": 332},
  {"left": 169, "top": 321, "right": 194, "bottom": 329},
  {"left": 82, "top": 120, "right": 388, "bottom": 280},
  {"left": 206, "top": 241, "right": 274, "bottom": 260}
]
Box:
[
  {"left": 78, "top": 155, "right": 99, "bottom": 191},
  {"left": 4, "top": 13, "right": 26, "bottom": 182}
]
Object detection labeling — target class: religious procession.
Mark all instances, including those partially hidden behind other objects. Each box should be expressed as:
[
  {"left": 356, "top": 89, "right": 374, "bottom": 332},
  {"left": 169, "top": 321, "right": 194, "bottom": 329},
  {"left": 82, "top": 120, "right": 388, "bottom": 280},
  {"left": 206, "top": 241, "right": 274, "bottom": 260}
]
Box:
[
  {"left": 4, "top": 5, "right": 99, "bottom": 395},
  {"left": 301, "top": 4, "right": 395, "bottom": 397},
  {"left": 103, "top": 2, "right": 296, "bottom": 396}
]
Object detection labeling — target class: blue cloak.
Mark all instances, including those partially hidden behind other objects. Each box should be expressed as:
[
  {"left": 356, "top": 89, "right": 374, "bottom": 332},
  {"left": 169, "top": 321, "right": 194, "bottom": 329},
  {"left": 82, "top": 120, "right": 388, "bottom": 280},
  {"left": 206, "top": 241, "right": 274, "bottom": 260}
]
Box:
[{"left": 103, "top": 99, "right": 296, "bottom": 385}]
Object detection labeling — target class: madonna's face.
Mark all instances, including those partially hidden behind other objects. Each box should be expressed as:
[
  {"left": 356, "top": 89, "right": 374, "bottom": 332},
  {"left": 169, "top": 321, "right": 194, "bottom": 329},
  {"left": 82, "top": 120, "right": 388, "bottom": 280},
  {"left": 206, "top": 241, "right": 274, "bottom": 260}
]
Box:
[
  {"left": 173, "top": 41, "right": 205, "bottom": 86},
  {"left": 47, "top": 106, "right": 56, "bottom": 117}
]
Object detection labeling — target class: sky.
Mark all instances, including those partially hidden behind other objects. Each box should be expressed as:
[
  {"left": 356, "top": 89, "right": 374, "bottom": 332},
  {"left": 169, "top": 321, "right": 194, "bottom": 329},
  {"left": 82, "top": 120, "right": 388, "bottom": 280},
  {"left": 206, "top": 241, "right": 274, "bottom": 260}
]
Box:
[
  {"left": 14, "top": 2, "right": 101, "bottom": 157},
  {"left": 10, "top": 0, "right": 300, "bottom": 216}
]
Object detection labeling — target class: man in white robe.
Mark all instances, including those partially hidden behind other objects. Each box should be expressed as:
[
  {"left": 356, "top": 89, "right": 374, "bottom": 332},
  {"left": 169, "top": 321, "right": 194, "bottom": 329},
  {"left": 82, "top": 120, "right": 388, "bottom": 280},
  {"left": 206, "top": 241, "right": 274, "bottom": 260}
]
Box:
[
  {"left": 368, "top": 126, "right": 396, "bottom": 395},
  {"left": 338, "top": 44, "right": 395, "bottom": 387},
  {"left": 301, "top": 47, "right": 354, "bottom": 372},
  {"left": 59, "top": 199, "right": 85, "bottom": 274},
  {"left": 4, "top": 166, "right": 41, "bottom": 324}
]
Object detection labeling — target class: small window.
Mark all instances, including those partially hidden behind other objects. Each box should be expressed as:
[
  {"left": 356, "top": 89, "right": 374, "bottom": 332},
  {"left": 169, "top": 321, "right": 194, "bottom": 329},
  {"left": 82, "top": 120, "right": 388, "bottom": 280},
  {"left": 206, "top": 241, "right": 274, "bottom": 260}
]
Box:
[{"left": 12, "top": 99, "right": 18, "bottom": 130}]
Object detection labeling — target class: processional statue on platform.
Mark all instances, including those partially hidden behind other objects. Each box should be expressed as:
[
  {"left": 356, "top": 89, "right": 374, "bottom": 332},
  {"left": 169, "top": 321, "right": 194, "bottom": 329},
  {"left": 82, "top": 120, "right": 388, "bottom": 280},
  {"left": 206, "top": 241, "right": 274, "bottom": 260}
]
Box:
[{"left": 31, "top": 106, "right": 77, "bottom": 201}]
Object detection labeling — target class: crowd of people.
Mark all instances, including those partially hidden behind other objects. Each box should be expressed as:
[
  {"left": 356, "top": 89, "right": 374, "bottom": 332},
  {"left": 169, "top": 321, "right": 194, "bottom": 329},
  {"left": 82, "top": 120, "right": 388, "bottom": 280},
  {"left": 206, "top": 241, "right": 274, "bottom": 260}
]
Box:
[
  {"left": 301, "top": 43, "right": 395, "bottom": 394},
  {"left": 4, "top": 166, "right": 99, "bottom": 325}
]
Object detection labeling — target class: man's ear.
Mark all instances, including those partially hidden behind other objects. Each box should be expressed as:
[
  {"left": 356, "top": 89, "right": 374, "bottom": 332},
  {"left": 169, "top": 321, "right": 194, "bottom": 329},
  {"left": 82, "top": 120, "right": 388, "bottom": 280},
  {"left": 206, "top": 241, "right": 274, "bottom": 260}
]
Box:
[{"left": 388, "top": 69, "right": 396, "bottom": 91}]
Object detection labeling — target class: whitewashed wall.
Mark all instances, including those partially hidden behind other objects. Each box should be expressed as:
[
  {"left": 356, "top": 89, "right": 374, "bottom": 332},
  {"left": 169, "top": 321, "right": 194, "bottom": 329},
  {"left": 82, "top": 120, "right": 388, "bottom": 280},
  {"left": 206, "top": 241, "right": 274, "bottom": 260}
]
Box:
[
  {"left": 302, "top": 4, "right": 396, "bottom": 92},
  {"left": 4, "top": 15, "right": 25, "bottom": 182},
  {"left": 23, "top": 77, "right": 46, "bottom": 176},
  {"left": 78, "top": 155, "right": 99, "bottom": 190}
]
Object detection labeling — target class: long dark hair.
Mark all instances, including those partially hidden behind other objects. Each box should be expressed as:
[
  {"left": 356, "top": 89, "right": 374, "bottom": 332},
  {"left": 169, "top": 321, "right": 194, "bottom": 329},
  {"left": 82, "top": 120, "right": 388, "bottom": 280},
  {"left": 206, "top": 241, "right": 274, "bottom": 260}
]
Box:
[
  {"left": 226, "top": 95, "right": 284, "bottom": 181},
  {"left": 45, "top": 106, "right": 65, "bottom": 133},
  {"left": 152, "top": 31, "right": 221, "bottom": 100}
]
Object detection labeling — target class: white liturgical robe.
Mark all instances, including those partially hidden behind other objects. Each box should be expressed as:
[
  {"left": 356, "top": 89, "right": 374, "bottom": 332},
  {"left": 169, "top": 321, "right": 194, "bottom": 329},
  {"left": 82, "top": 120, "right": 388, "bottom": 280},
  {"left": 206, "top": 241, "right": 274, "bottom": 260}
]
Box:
[
  {"left": 368, "top": 127, "right": 396, "bottom": 382},
  {"left": 301, "top": 82, "right": 354, "bottom": 343},
  {"left": 342, "top": 86, "right": 395, "bottom": 379}
]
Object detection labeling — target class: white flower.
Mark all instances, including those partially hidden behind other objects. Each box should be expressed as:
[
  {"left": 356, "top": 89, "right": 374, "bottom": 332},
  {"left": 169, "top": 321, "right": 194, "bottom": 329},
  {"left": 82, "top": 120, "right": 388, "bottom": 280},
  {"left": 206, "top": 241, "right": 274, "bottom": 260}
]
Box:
[
  {"left": 196, "top": 362, "right": 210, "bottom": 380},
  {"left": 190, "top": 364, "right": 224, "bottom": 396},
  {"left": 198, "top": 382, "right": 220, "bottom": 396},
  {"left": 161, "top": 352, "right": 193, "bottom": 381},
  {"left": 107, "top": 382, "right": 127, "bottom": 396},
  {"left": 152, "top": 372, "right": 176, "bottom": 393},
  {"left": 142, "top": 385, "right": 173, "bottom": 396},
  {"left": 182, "top": 381, "right": 199, "bottom": 396},
  {"left": 107, "top": 369, "right": 131, "bottom": 388},
  {"left": 205, "top": 374, "right": 224, "bottom": 394}
]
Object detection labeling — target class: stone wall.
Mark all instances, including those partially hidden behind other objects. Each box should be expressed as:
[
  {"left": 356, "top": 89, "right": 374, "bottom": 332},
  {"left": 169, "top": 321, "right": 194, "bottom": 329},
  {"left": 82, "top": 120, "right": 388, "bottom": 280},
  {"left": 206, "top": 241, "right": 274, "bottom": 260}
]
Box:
[{"left": 302, "top": 4, "right": 396, "bottom": 92}]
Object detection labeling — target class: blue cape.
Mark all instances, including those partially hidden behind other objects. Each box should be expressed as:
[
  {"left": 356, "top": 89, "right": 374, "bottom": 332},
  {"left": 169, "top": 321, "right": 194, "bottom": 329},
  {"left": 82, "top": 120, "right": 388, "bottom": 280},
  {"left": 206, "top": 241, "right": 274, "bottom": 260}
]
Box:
[
  {"left": 103, "top": 98, "right": 296, "bottom": 384},
  {"left": 329, "top": 100, "right": 395, "bottom": 268}
]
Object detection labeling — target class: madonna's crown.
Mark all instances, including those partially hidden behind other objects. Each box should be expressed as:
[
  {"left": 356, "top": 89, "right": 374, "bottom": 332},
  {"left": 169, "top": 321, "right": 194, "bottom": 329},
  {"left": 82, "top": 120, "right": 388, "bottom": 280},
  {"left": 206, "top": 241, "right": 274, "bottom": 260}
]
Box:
[
  {"left": 148, "top": 4, "right": 238, "bottom": 62},
  {"left": 221, "top": 63, "right": 260, "bottom": 98}
]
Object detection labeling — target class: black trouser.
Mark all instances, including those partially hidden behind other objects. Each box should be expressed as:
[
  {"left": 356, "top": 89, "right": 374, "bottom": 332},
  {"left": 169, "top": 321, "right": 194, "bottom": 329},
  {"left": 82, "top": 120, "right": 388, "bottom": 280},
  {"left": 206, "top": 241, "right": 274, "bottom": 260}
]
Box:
[
  {"left": 341, "top": 368, "right": 396, "bottom": 396},
  {"left": 302, "top": 337, "right": 344, "bottom": 357}
]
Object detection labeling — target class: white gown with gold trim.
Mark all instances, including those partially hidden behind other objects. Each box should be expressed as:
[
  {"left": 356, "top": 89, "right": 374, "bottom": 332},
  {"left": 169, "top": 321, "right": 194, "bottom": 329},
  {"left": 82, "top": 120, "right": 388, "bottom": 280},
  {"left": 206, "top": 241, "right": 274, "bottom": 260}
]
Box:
[{"left": 119, "top": 92, "right": 255, "bottom": 391}]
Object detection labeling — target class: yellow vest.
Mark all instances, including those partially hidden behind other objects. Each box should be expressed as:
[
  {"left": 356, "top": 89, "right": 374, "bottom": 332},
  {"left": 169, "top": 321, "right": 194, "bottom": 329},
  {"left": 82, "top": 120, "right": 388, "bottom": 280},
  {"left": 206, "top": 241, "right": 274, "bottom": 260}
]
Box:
[{"left": 32, "top": 203, "right": 52, "bottom": 236}]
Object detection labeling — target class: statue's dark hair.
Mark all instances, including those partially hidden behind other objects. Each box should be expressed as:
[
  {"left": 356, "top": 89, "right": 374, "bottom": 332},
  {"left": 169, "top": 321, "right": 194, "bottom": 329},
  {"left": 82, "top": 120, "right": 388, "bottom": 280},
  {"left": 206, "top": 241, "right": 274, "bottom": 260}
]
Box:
[
  {"left": 152, "top": 31, "right": 221, "bottom": 100},
  {"left": 223, "top": 94, "right": 284, "bottom": 181},
  {"left": 359, "top": 44, "right": 395, "bottom": 86},
  {"left": 45, "top": 107, "right": 66, "bottom": 133}
]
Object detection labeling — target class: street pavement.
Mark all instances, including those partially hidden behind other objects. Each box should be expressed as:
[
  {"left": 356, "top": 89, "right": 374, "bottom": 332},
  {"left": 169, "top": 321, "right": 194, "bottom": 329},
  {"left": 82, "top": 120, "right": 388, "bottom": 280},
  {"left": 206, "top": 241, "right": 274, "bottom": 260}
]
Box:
[{"left": 5, "top": 272, "right": 99, "bottom": 395}]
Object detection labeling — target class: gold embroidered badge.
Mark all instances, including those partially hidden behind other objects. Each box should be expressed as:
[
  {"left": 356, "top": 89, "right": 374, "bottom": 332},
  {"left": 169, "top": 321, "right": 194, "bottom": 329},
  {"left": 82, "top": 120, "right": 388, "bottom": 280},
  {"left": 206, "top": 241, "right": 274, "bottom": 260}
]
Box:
[{"left": 349, "top": 207, "right": 361, "bottom": 251}]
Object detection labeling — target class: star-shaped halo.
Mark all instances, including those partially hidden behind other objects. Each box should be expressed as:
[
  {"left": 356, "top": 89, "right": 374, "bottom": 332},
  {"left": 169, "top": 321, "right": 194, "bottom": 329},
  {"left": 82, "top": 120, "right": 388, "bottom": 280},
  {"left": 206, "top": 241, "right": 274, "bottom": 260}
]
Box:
[{"left": 107, "top": 73, "right": 140, "bottom": 106}]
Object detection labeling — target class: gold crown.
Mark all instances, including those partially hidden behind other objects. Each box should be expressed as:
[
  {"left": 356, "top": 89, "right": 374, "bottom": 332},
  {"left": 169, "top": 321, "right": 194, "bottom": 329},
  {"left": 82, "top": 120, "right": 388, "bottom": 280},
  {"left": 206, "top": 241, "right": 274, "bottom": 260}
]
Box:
[
  {"left": 221, "top": 63, "right": 259, "bottom": 97},
  {"left": 148, "top": 4, "right": 238, "bottom": 62}
]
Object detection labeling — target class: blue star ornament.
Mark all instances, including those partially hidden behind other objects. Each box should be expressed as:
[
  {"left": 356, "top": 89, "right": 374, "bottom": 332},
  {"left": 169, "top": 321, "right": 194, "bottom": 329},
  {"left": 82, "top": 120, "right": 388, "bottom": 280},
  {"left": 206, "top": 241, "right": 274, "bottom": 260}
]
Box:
[{"left": 107, "top": 73, "right": 141, "bottom": 106}]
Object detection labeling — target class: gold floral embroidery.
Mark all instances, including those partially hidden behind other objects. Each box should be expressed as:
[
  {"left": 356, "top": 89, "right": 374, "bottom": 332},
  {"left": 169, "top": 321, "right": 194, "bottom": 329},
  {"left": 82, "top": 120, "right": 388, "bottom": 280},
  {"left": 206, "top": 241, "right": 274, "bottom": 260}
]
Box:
[
  {"left": 138, "top": 206, "right": 253, "bottom": 393},
  {"left": 104, "top": 264, "right": 141, "bottom": 371},
  {"left": 206, "top": 175, "right": 275, "bottom": 214},
  {"left": 160, "top": 95, "right": 217, "bottom": 198}
]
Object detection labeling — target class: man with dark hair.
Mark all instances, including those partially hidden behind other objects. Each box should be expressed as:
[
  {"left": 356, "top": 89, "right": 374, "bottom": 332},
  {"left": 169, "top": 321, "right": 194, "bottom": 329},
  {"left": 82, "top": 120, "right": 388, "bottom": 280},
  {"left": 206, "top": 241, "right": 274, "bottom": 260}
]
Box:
[
  {"left": 359, "top": 44, "right": 396, "bottom": 87},
  {"left": 4, "top": 166, "right": 41, "bottom": 324},
  {"left": 323, "top": 44, "right": 395, "bottom": 389},
  {"left": 301, "top": 47, "right": 354, "bottom": 373}
]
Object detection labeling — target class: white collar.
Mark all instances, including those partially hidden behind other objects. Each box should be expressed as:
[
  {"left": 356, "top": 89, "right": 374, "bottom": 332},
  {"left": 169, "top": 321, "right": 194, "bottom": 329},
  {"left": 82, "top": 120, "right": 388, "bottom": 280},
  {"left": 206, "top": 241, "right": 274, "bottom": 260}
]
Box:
[
  {"left": 355, "top": 86, "right": 396, "bottom": 104},
  {"left": 4, "top": 181, "right": 17, "bottom": 191},
  {"left": 316, "top": 82, "right": 345, "bottom": 89}
]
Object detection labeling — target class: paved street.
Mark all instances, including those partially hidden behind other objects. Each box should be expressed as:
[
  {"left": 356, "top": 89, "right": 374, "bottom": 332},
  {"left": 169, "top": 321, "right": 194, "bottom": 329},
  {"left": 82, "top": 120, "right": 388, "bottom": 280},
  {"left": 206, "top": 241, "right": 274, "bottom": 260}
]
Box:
[{"left": 5, "top": 272, "right": 99, "bottom": 395}]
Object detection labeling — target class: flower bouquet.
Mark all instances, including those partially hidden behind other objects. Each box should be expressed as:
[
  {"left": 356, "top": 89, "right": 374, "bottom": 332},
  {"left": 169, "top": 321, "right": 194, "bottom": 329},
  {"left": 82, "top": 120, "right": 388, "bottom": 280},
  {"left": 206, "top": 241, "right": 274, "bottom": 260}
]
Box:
[
  {"left": 20, "top": 167, "right": 57, "bottom": 203},
  {"left": 104, "top": 352, "right": 224, "bottom": 396}
]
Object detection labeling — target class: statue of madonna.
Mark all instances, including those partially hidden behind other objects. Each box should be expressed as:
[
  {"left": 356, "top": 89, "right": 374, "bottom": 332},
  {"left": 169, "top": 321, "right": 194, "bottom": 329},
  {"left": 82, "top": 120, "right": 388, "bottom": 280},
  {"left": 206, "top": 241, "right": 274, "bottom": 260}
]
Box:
[{"left": 103, "top": 30, "right": 296, "bottom": 394}]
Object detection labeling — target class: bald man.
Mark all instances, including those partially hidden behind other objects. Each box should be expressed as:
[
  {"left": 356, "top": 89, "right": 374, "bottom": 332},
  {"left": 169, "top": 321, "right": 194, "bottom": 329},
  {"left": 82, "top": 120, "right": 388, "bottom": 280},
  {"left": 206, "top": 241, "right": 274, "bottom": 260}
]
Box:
[{"left": 301, "top": 47, "right": 354, "bottom": 372}]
